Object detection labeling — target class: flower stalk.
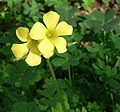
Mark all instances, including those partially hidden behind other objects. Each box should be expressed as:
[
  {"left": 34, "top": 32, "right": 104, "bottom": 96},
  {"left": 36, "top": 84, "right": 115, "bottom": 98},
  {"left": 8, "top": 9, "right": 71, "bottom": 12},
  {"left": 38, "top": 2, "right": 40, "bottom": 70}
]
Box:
[
  {"left": 46, "top": 59, "right": 67, "bottom": 112},
  {"left": 68, "top": 66, "right": 72, "bottom": 86}
]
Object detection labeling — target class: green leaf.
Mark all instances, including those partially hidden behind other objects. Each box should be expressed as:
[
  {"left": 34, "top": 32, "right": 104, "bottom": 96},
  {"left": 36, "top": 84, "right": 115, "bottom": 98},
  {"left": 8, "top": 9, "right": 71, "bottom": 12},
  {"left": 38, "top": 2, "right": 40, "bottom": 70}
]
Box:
[
  {"left": 115, "top": 56, "right": 120, "bottom": 68},
  {"left": 76, "top": 108, "right": 81, "bottom": 112},
  {"left": 109, "top": 79, "right": 120, "bottom": 90},
  {"left": 115, "top": 104, "right": 120, "bottom": 111},
  {"left": 82, "top": 0, "right": 95, "bottom": 11},
  {"left": 111, "top": 35, "right": 120, "bottom": 48},
  {"left": 44, "top": 0, "right": 57, "bottom": 6},
  {"left": 104, "top": 66, "right": 117, "bottom": 77},
  {"left": 87, "top": 102, "right": 100, "bottom": 111},
  {"left": 103, "top": 18, "right": 120, "bottom": 31},
  {"left": 105, "top": 9, "right": 116, "bottom": 22},
  {"left": 82, "top": 107, "right": 87, "bottom": 112},
  {"left": 11, "top": 101, "right": 39, "bottom": 112},
  {"left": 96, "top": 58, "right": 105, "bottom": 69},
  {"left": 102, "top": 0, "right": 110, "bottom": 4},
  {"left": 20, "top": 68, "right": 42, "bottom": 86},
  {"left": 5, "top": 64, "right": 17, "bottom": 75},
  {"left": 116, "top": 0, "right": 120, "bottom": 5},
  {"left": 88, "top": 10, "right": 105, "bottom": 24},
  {"left": 56, "top": 4, "right": 77, "bottom": 22},
  {"left": 86, "top": 42, "right": 102, "bottom": 53},
  {"left": 73, "top": 30, "right": 83, "bottom": 42},
  {"left": 52, "top": 58, "right": 65, "bottom": 67},
  {"left": 7, "top": 0, "right": 14, "bottom": 7},
  {"left": 51, "top": 94, "right": 70, "bottom": 112},
  {"left": 51, "top": 102, "right": 64, "bottom": 112},
  {"left": 23, "top": 3, "right": 30, "bottom": 15}
]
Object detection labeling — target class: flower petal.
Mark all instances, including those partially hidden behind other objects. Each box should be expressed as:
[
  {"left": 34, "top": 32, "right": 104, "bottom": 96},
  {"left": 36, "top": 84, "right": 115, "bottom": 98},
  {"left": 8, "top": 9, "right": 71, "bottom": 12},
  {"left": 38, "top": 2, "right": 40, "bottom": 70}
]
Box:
[
  {"left": 30, "top": 22, "right": 46, "bottom": 40},
  {"left": 43, "top": 11, "right": 60, "bottom": 31},
  {"left": 11, "top": 43, "right": 29, "bottom": 59},
  {"left": 16, "top": 27, "right": 29, "bottom": 42},
  {"left": 51, "top": 37, "right": 67, "bottom": 53},
  {"left": 25, "top": 51, "right": 41, "bottom": 66},
  {"left": 55, "top": 21, "right": 73, "bottom": 36},
  {"left": 38, "top": 38, "right": 54, "bottom": 58}
]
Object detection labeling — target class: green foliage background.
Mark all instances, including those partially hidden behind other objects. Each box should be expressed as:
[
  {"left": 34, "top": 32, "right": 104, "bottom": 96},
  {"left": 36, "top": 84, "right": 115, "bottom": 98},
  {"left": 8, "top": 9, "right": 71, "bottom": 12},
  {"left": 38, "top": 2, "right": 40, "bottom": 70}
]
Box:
[{"left": 0, "top": 0, "right": 120, "bottom": 111}]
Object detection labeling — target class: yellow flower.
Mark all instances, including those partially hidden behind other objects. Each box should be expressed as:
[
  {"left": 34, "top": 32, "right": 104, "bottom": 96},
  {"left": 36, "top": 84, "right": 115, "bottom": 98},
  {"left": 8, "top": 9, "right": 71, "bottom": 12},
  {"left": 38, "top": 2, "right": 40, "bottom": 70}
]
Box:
[
  {"left": 11, "top": 24, "right": 43, "bottom": 66},
  {"left": 11, "top": 11, "right": 73, "bottom": 66},
  {"left": 36, "top": 11, "right": 73, "bottom": 58}
]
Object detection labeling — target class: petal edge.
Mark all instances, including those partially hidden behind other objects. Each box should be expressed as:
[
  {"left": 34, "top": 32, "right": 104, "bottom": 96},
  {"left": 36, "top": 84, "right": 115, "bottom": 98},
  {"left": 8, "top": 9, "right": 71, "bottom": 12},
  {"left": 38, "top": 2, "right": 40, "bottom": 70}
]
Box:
[
  {"left": 55, "top": 21, "right": 73, "bottom": 36},
  {"left": 51, "top": 37, "right": 67, "bottom": 53},
  {"left": 43, "top": 11, "right": 60, "bottom": 31},
  {"left": 11, "top": 43, "right": 29, "bottom": 59},
  {"left": 25, "top": 51, "right": 42, "bottom": 66},
  {"left": 38, "top": 38, "right": 54, "bottom": 59},
  {"left": 16, "top": 27, "right": 29, "bottom": 42},
  {"left": 30, "top": 22, "right": 46, "bottom": 40}
]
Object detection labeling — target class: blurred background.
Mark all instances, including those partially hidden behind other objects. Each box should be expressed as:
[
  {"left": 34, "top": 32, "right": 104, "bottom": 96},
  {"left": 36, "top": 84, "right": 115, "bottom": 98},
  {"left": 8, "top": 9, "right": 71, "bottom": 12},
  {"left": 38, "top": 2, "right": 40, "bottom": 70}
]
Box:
[{"left": 0, "top": 0, "right": 120, "bottom": 112}]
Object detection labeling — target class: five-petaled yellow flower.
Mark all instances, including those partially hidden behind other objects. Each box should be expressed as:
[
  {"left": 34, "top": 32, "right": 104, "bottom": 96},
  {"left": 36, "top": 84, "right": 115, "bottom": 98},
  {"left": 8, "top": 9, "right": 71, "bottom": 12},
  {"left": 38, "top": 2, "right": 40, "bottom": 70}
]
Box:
[
  {"left": 11, "top": 11, "right": 73, "bottom": 66},
  {"left": 36, "top": 11, "right": 73, "bottom": 58},
  {"left": 11, "top": 26, "right": 42, "bottom": 66}
]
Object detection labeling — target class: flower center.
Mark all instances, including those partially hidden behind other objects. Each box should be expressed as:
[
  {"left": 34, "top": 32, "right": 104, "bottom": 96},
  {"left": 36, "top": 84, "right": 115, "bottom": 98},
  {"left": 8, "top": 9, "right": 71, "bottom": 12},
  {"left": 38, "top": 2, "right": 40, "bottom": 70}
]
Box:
[
  {"left": 27, "top": 39, "right": 40, "bottom": 54},
  {"left": 46, "top": 30, "right": 53, "bottom": 38}
]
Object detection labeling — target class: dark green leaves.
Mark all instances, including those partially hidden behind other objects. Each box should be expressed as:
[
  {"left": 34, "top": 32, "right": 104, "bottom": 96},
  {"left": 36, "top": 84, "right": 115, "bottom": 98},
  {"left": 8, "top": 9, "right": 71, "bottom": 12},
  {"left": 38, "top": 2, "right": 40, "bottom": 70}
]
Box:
[
  {"left": 11, "top": 101, "right": 39, "bottom": 112},
  {"left": 82, "top": 0, "right": 95, "bottom": 11},
  {"left": 81, "top": 9, "right": 120, "bottom": 32}
]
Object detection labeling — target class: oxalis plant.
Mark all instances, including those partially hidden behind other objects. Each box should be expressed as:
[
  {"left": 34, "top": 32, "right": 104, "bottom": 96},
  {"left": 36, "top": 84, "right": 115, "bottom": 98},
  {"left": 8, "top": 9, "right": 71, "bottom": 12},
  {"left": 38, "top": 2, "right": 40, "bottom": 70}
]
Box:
[{"left": 11, "top": 11, "right": 73, "bottom": 112}]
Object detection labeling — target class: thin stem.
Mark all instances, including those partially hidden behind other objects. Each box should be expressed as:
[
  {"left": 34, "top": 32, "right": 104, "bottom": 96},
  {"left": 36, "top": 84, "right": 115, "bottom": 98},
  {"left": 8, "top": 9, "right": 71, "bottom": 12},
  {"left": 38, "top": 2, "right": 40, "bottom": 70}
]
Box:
[
  {"left": 68, "top": 66, "right": 72, "bottom": 86},
  {"left": 46, "top": 59, "right": 67, "bottom": 112},
  {"left": 71, "top": 66, "right": 74, "bottom": 79},
  {"left": 104, "top": 31, "right": 107, "bottom": 44}
]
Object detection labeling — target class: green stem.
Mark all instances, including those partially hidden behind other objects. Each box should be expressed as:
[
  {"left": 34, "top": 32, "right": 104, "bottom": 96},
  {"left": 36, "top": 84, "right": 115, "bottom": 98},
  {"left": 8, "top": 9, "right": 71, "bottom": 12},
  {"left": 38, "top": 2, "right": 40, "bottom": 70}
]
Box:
[
  {"left": 104, "top": 31, "right": 107, "bottom": 44},
  {"left": 68, "top": 66, "right": 72, "bottom": 86},
  {"left": 46, "top": 59, "right": 67, "bottom": 112}
]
